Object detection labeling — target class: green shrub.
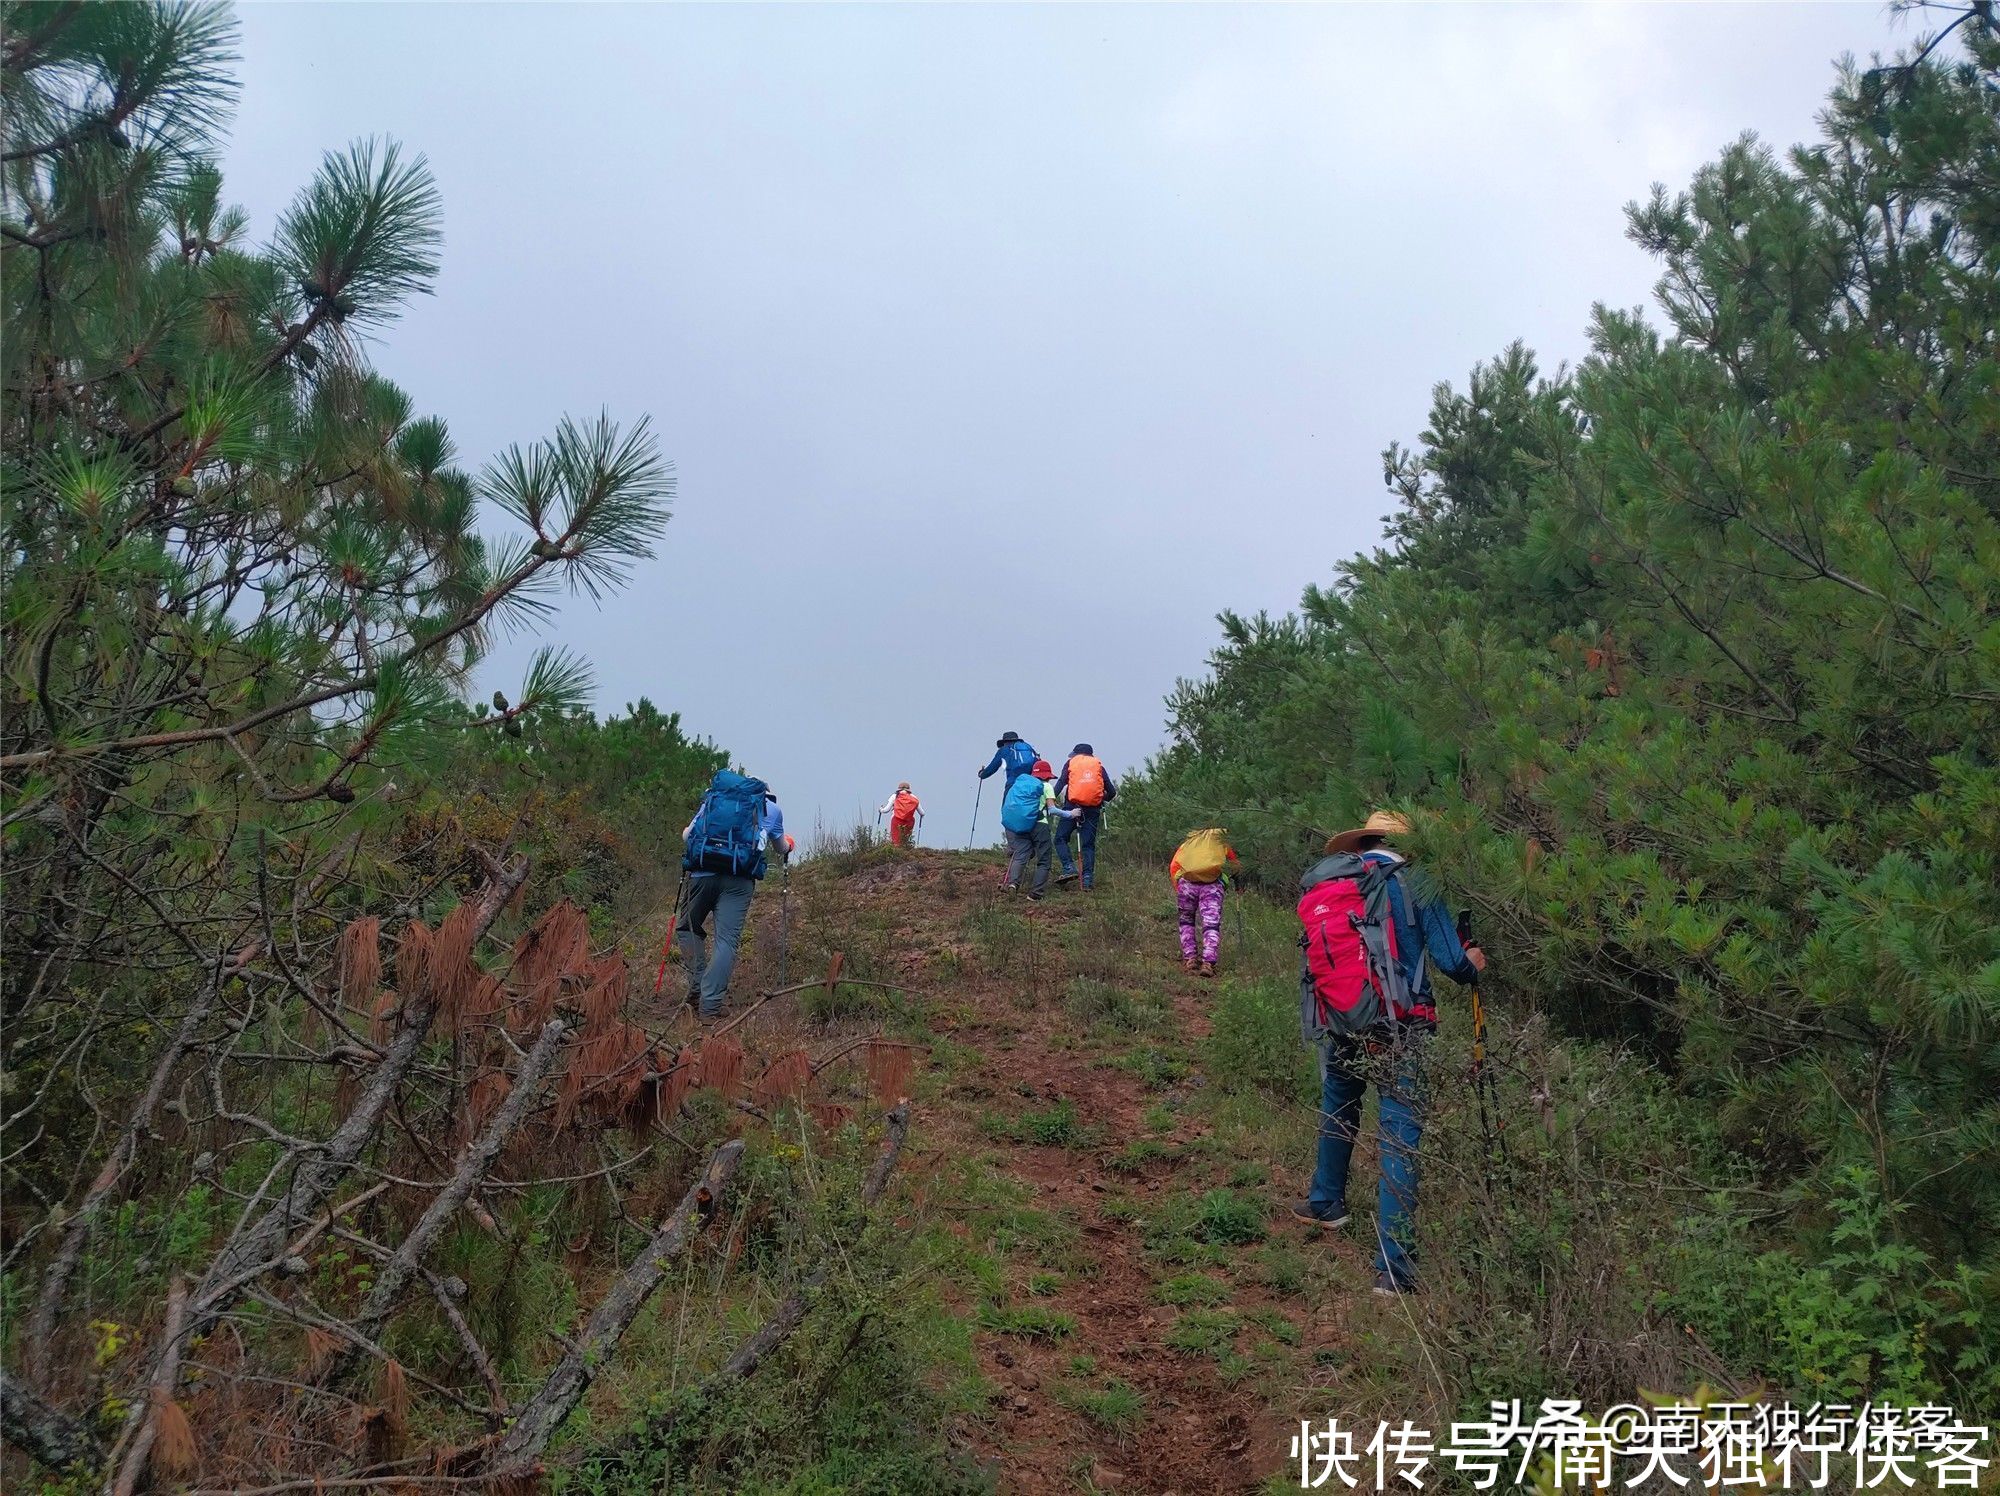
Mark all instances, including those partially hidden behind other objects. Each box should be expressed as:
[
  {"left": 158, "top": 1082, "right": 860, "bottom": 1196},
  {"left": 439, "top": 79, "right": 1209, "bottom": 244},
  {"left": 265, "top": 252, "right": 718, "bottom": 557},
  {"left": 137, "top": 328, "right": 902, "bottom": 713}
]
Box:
[
  {"left": 1153, "top": 1273, "right": 1232, "bottom": 1306},
  {"left": 978, "top": 1302, "right": 1077, "bottom": 1340},
  {"left": 1204, "top": 976, "right": 1313, "bottom": 1101},
  {"left": 1106, "top": 1139, "right": 1173, "bottom": 1174},
  {"left": 1064, "top": 976, "right": 1135, "bottom": 1027},
  {"left": 1165, "top": 1309, "right": 1238, "bottom": 1357},
  {"left": 1056, "top": 1377, "right": 1144, "bottom": 1432}
]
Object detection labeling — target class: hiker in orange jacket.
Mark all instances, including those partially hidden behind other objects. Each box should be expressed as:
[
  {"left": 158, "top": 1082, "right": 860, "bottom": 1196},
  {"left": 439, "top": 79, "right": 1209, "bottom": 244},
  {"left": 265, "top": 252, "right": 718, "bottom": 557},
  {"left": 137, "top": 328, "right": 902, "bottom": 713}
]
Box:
[
  {"left": 879, "top": 783, "right": 923, "bottom": 846},
  {"left": 1169, "top": 829, "right": 1238, "bottom": 977}
]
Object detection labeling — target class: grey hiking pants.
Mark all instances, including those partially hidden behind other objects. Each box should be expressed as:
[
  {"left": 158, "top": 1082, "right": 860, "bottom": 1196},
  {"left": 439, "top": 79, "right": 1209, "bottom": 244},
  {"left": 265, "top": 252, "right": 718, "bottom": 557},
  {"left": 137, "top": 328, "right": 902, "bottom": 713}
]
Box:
[
  {"left": 676, "top": 872, "right": 755, "bottom": 1017},
  {"left": 1003, "top": 823, "right": 1052, "bottom": 896}
]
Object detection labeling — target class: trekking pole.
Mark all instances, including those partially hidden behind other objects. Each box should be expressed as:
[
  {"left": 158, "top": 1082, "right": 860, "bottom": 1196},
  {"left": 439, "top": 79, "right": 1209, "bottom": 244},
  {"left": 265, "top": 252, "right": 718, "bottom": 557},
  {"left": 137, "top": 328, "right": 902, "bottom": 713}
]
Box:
[
  {"left": 1459, "top": 909, "right": 1509, "bottom": 1173},
  {"left": 777, "top": 857, "right": 792, "bottom": 988},
  {"left": 967, "top": 779, "right": 983, "bottom": 849},
  {"left": 652, "top": 865, "right": 691, "bottom": 997}
]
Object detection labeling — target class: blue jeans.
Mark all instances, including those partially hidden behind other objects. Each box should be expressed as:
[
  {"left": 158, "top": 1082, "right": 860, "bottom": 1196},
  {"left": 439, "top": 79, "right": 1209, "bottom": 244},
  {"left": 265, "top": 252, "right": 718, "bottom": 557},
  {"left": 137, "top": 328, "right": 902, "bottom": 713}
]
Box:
[
  {"left": 1308, "top": 1030, "right": 1429, "bottom": 1287},
  {"left": 676, "top": 873, "right": 755, "bottom": 1017},
  {"left": 1053, "top": 805, "right": 1101, "bottom": 885}
]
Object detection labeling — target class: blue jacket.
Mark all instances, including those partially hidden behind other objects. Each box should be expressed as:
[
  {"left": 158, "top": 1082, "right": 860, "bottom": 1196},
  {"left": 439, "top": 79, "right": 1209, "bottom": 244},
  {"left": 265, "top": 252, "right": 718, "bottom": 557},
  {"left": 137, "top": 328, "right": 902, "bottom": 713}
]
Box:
[
  {"left": 980, "top": 739, "right": 1038, "bottom": 785},
  {"left": 1364, "top": 849, "right": 1478, "bottom": 1004}
]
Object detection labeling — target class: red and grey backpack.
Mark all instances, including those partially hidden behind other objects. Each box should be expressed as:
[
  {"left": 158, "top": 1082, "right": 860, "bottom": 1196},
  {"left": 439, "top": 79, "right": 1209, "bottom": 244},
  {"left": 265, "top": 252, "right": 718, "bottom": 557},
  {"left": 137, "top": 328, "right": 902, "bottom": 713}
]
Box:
[{"left": 1297, "top": 852, "right": 1411, "bottom": 1042}]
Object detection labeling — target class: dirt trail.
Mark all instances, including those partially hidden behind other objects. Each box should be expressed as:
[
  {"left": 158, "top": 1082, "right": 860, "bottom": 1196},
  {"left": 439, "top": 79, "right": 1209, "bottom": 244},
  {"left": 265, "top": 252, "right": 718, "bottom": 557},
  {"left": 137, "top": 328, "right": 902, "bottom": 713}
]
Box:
[{"left": 733, "top": 849, "right": 1356, "bottom": 1494}]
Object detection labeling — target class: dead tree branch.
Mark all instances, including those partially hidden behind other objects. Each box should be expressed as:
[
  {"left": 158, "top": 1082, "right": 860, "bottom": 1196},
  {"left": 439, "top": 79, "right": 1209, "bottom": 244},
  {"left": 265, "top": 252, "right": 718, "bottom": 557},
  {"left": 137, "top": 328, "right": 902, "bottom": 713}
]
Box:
[
  {"left": 108, "top": 1276, "right": 188, "bottom": 1496},
  {"left": 481, "top": 1137, "right": 747, "bottom": 1475},
  {"left": 338, "top": 1016, "right": 572, "bottom": 1372},
  {"left": 708, "top": 1106, "right": 908, "bottom": 1384}
]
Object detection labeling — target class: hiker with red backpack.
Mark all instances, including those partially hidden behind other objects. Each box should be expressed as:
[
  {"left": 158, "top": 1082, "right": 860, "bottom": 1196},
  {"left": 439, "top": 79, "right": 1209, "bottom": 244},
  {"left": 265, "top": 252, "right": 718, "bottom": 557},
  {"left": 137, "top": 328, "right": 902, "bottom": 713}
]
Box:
[
  {"left": 879, "top": 783, "right": 923, "bottom": 846},
  {"left": 1053, "top": 743, "right": 1115, "bottom": 889},
  {"left": 675, "top": 770, "right": 788, "bottom": 1020},
  {"left": 1291, "top": 811, "right": 1486, "bottom": 1297},
  {"left": 1169, "top": 828, "right": 1239, "bottom": 977}
]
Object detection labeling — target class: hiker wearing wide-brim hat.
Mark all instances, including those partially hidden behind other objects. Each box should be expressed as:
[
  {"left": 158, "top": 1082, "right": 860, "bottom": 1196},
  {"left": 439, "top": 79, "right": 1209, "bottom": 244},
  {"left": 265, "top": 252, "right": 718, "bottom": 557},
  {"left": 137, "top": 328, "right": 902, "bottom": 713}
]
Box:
[
  {"left": 1290, "top": 807, "right": 1487, "bottom": 1300},
  {"left": 1323, "top": 809, "right": 1412, "bottom": 855},
  {"left": 879, "top": 782, "right": 923, "bottom": 847},
  {"left": 977, "top": 731, "right": 1038, "bottom": 791}
]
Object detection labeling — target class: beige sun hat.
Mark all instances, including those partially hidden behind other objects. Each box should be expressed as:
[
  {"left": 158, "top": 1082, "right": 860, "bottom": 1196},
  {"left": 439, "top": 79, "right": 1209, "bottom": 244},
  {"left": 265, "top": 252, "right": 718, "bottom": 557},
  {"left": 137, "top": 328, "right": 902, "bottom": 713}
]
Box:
[
  {"left": 1324, "top": 809, "right": 1412, "bottom": 855},
  {"left": 898, "top": 781, "right": 911, "bottom": 792}
]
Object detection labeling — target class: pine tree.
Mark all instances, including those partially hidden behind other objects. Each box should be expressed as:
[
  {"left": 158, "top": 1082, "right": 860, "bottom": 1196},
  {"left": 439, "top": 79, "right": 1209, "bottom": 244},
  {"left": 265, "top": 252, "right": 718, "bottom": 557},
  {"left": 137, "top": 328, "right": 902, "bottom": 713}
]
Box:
[
  {"left": 1123, "top": 5, "right": 2000, "bottom": 1404},
  {"left": 1, "top": 0, "right": 674, "bottom": 1371}
]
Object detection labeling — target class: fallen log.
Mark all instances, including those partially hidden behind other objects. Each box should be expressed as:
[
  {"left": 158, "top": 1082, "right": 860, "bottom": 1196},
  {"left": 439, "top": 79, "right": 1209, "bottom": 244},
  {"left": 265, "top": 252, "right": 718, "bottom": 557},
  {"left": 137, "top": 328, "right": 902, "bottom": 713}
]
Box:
[
  {"left": 0, "top": 1365, "right": 103, "bottom": 1475},
  {"left": 481, "top": 1138, "right": 746, "bottom": 1475},
  {"left": 708, "top": 1105, "right": 908, "bottom": 1383}
]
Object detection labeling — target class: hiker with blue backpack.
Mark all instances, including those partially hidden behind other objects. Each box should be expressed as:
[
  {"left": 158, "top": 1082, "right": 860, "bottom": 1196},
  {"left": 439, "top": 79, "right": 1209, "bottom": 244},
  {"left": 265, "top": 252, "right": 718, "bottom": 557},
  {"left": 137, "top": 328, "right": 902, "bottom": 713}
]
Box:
[
  {"left": 1291, "top": 811, "right": 1486, "bottom": 1297},
  {"left": 978, "top": 731, "right": 1038, "bottom": 789},
  {"left": 973, "top": 732, "right": 1039, "bottom": 863},
  {"left": 999, "top": 758, "right": 1070, "bottom": 899},
  {"left": 676, "top": 769, "right": 788, "bottom": 1019}
]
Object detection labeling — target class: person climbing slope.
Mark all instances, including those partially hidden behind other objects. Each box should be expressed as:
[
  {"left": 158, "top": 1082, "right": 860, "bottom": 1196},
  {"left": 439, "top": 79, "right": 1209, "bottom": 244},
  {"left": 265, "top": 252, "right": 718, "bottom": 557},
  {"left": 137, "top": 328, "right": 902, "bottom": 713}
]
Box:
[
  {"left": 1053, "top": 743, "right": 1115, "bottom": 889},
  {"left": 999, "top": 758, "right": 1059, "bottom": 899},
  {"left": 676, "top": 770, "right": 788, "bottom": 1020},
  {"left": 1169, "top": 827, "right": 1238, "bottom": 977},
  {"left": 879, "top": 782, "right": 923, "bottom": 846},
  {"left": 1291, "top": 810, "right": 1486, "bottom": 1298},
  {"left": 978, "top": 731, "right": 1039, "bottom": 790}
]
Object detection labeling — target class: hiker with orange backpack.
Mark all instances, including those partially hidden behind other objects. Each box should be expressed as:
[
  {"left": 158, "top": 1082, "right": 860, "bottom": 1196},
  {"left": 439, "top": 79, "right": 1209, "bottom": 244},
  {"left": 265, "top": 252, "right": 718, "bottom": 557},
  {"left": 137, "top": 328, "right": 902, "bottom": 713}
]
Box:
[
  {"left": 878, "top": 782, "right": 923, "bottom": 846},
  {"left": 1169, "top": 828, "right": 1239, "bottom": 977},
  {"left": 1291, "top": 811, "right": 1486, "bottom": 1298},
  {"left": 1053, "top": 743, "right": 1115, "bottom": 889}
]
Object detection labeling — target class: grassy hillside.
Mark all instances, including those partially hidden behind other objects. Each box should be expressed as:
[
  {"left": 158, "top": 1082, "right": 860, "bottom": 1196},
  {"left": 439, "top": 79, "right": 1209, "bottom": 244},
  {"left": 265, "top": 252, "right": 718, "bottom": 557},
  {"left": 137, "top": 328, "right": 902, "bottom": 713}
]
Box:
[{"left": 543, "top": 838, "right": 1761, "bottom": 1492}]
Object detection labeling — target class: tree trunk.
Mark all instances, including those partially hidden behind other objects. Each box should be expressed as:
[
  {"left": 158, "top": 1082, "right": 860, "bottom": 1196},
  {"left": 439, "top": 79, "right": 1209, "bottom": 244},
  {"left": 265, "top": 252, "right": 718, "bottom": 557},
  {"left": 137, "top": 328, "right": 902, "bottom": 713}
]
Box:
[{"left": 0, "top": 1366, "right": 103, "bottom": 1474}]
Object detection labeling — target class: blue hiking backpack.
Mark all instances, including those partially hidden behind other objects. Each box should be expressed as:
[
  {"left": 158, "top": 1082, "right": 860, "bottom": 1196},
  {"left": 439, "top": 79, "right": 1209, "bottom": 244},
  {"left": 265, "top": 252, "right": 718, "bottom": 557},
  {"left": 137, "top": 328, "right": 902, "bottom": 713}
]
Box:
[
  {"left": 1001, "top": 774, "right": 1045, "bottom": 834},
  {"left": 684, "top": 770, "right": 771, "bottom": 879}
]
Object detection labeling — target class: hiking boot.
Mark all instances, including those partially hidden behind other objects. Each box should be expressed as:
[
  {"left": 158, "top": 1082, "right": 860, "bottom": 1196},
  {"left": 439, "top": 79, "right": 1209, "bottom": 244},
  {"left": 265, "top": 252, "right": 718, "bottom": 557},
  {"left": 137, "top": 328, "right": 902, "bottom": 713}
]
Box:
[
  {"left": 1291, "top": 1201, "right": 1349, "bottom": 1230},
  {"left": 1199, "top": 961, "right": 1216, "bottom": 979},
  {"left": 1055, "top": 871, "right": 1079, "bottom": 885},
  {"left": 1372, "top": 1271, "right": 1416, "bottom": 1298},
  {"left": 1027, "top": 891, "right": 1044, "bottom": 902},
  {"left": 1181, "top": 956, "right": 1198, "bottom": 974}
]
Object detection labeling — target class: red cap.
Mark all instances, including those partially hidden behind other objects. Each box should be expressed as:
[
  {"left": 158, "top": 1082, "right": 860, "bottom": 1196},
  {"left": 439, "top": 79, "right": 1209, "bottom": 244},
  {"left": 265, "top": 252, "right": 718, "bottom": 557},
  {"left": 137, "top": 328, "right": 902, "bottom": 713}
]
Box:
[{"left": 1030, "top": 758, "right": 1054, "bottom": 780}]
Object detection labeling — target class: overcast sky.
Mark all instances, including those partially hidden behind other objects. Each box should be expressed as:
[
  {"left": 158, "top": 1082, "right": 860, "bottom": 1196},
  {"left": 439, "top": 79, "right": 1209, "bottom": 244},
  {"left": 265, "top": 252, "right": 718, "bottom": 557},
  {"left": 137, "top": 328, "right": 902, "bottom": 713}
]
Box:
[{"left": 223, "top": 2, "right": 1897, "bottom": 849}]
